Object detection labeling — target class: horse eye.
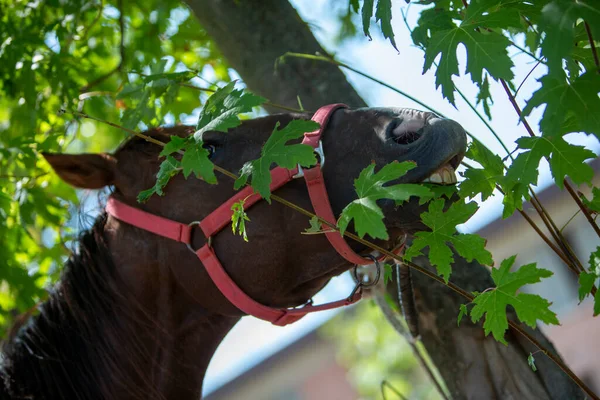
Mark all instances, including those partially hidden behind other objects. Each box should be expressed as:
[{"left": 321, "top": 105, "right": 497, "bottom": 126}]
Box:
[{"left": 204, "top": 144, "right": 217, "bottom": 158}]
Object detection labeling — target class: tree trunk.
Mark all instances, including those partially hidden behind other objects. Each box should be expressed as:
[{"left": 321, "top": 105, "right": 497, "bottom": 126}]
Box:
[{"left": 183, "top": 0, "right": 585, "bottom": 398}]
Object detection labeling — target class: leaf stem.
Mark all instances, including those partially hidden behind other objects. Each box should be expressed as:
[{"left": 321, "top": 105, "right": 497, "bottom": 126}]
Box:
[
  {"left": 584, "top": 22, "right": 600, "bottom": 72},
  {"left": 565, "top": 179, "right": 600, "bottom": 239}
]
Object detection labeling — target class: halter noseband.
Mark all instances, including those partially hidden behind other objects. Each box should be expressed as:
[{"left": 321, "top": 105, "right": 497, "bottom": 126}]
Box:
[{"left": 105, "top": 104, "right": 404, "bottom": 326}]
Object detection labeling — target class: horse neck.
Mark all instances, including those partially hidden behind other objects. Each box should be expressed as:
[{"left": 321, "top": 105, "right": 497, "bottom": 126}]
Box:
[{"left": 1, "top": 214, "right": 239, "bottom": 400}]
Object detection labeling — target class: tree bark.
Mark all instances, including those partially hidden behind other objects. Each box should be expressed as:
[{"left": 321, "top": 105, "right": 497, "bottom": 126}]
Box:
[{"left": 183, "top": 0, "right": 585, "bottom": 398}]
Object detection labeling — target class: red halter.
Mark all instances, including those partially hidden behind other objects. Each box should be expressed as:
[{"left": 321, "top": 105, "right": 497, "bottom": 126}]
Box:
[{"left": 106, "top": 104, "right": 402, "bottom": 326}]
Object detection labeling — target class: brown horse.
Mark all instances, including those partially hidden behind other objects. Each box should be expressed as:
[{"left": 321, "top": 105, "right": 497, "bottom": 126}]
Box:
[{"left": 0, "top": 107, "right": 466, "bottom": 399}]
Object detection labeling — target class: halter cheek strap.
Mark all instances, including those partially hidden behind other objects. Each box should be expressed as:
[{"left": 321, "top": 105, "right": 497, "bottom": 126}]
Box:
[{"left": 106, "top": 104, "right": 402, "bottom": 326}]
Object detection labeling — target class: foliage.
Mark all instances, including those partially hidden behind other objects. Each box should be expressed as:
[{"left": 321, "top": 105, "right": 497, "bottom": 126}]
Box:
[
  {"left": 234, "top": 120, "right": 319, "bottom": 201},
  {"left": 467, "top": 256, "right": 559, "bottom": 344},
  {"left": 337, "top": 161, "right": 431, "bottom": 240},
  {"left": 231, "top": 198, "right": 250, "bottom": 242},
  {"left": 404, "top": 199, "right": 493, "bottom": 282},
  {"left": 2, "top": 0, "right": 600, "bottom": 389},
  {"left": 0, "top": 0, "right": 231, "bottom": 331}
]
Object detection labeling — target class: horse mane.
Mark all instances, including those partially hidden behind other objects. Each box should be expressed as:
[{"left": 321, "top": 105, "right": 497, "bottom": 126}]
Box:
[{"left": 0, "top": 213, "right": 164, "bottom": 400}]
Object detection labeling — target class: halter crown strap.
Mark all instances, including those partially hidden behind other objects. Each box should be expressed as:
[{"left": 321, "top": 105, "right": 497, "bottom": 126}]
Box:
[{"left": 105, "top": 104, "right": 394, "bottom": 326}]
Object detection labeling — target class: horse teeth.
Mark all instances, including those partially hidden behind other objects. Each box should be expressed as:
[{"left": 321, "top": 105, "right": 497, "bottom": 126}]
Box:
[
  {"left": 422, "top": 163, "right": 457, "bottom": 184},
  {"left": 428, "top": 173, "right": 443, "bottom": 183}
]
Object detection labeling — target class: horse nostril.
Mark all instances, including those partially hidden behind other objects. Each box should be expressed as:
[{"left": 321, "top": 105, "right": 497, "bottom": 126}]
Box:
[{"left": 388, "top": 118, "right": 425, "bottom": 145}]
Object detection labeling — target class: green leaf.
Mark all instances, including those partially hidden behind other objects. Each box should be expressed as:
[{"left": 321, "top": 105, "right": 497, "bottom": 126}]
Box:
[
  {"left": 476, "top": 74, "right": 493, "bottom": 120},
  {"left": 582, "top": 188, "right": 600, "bottom": 213},
  {"left": 159, "top": 136, "right": 188, "bottom": 157},
  {"left": 506, "top": 136, "right": 595, "bottom": 191},
  {"left": 361, "top": 0, "right": 375, "bottom": 39},
  {"left": 375, "top": 0, "right": 398, "bottom": 51},
  {"left": 137, "top": 156, "right": 181, "bottom": 203},
  {"left": 460, "top": 140, "right": 505, "bottom": 201},
  {"left": 540, "top": 1, "right": 600, "bottom": 72},
  {"left": 457, "top": 303, "right": 469, "bottom": 326},
  {"left": 234, "top": 120, "right": 319, "bottom": 201},
  {"left": 422, "top": 1, "right": 515, "bottom": 104},
  {"left": 181, "top": 142, "right": 217, "bottom": 183},
  {"left": 231, "top": 199, "right": 250, "bottom": 242},
  {"left": 470, "top": 255, "right": 558, "bottom": 344},
  {"left": 338, "top": 161, "right": 432, "bottom": 240},
  {"left": 383, "top": 263, "right": 393, "bottom": 285},
  {"left": 578, "top": 272, "right": 596, "bottom": 302},
  {"left": 305, "top": 215, "right": 323, "bottom": 234},
  {"left": 580, "top": 247, "right": 600, "bottom": 314},
  {"left": 528, "top": 353, "right": 537, "bottom": 372},
  {"left": 589, "top": 246, "right": 600, "bottom": 275},
  {"left": 404, "top": 199, "right": 493, "bottom": 282},
  {"left": 522, "top": 71, "right": 600, "bottom": 139},
  {"left": 195, "top": 81, "right": 266, "bottom": 139}
]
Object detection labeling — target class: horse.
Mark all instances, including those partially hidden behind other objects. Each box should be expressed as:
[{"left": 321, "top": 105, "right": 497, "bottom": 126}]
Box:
[{"left": 0, "top": 105, "right": 466, "bottom": 399}]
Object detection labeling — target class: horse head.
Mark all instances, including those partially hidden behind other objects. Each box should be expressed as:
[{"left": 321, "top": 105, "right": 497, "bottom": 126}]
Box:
[{"left": 37, "top": 106, "right": 466, "bottom": 398}]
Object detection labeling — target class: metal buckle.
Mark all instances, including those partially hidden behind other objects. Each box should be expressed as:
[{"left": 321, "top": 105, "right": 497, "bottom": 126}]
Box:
[
  {"left": 293, "top": 140, "right": 326, "bottom": 179},
  {"left": 186, "top": 221, "right": 212, "bottom": 253},
  {"left": 347, "top": 256, "right": 382, "bottom": 301},
  {"left": 352, "top": 255, "right": 382, "bottom": 287}
]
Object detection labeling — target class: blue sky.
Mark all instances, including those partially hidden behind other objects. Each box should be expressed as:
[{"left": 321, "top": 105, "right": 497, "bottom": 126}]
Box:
[{"left": 202, "top": 0, "right": 599, "bottom": 395}]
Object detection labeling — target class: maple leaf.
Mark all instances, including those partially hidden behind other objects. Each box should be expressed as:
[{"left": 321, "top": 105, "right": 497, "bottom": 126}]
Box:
[
  {"left": 194, "top": 81, "right": 266, "bottom": 139},
  {"left": 359, "top": 0, "right": 397, "bottom": 50},
  {"left": 137, "top": 156, "right": 181, "bottom": 203},
  {"left": 304, "top": 216, "right": 323, "bottom": 234},
  {"left": 582, "top": 187, "right": 600, "bottom": 213},
  {"left": 404, "top": 199, "right": 493, "bottom": 282},
  {"left": 234, "top": 120, "right": 319, "bottom": 201},
  {"left": 470, "top": 255, "right": 559, "bottom": 344},
  {"left": 506, "top": 136, "right": 594, "bottom": 191},
  {"left": 422, "top": 0, "right": 516, "bottom": 104},
  {"left": 457, "top": 303, "right": 469, "bottom": 326},
  {"left": 522, "top": 71, "right": 600, "bottom": 139},
  {"left": 383, "top": 264, "right": 393, "bottom": 285},
  {"left": 540, "top": 1, "right": 600, "bottom": 72},
  {"left": 231, "top": 199, "right": 250, "bottom": 242},
  {"left": 181, "top": 142, "right": 216, "bottom": 183},
  {"left": 579, "top": 246, "right": 600, "bottom": 315},
  {"left": 337, "top": 161, "right": 432, "bottom": 240},
  {"left": 374, "top": 0, "right": 397, "bottom": 51},
  {"left": 459, "top": 140, "right": 505, "bottom": 201},
  {"left": 160, "top": 136, "right": 217, "bottom": 184}
]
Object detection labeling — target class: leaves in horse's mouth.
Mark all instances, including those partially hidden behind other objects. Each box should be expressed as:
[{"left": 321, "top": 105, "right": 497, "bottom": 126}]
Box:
[{"left": 337, "top": 161, "right": 431, "bottom": 240}]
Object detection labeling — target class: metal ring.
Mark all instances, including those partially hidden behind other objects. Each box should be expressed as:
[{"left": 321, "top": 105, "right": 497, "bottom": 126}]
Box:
[
  {"left": 186, "top": 221, "right": 205, "bottom": 253},
  {"left": 351, "top": 255, "right": 382, "bottom": 287}
]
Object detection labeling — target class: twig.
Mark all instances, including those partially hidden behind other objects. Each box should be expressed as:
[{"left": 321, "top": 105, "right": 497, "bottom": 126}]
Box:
[
  {"left": 375, "top": 293, "right": 450, "bottom": 400},
  {"left": 585, "top": 22, "right": 600, "bottom": 72},
  {"left": 66, "top": 111, "right": 600, "bottom": 400},
  {"left": 515, "top": 59, "right": 543, "bottom": 96},
  {"left": 565, "top": 179, "right": 600, "bottom": 239}
]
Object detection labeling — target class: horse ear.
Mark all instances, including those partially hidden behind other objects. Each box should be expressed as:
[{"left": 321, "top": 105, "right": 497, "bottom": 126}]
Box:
[{"left": 42, "top": 152, "right": 117, "bottom": 189}]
